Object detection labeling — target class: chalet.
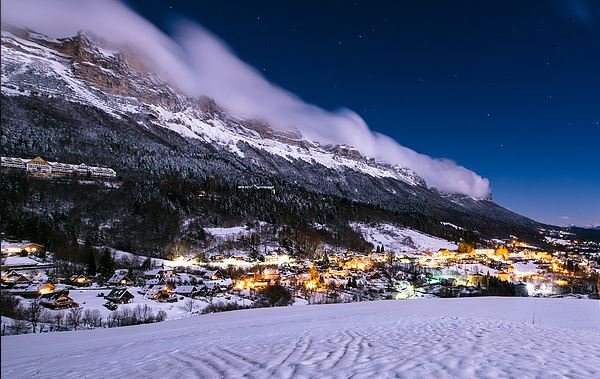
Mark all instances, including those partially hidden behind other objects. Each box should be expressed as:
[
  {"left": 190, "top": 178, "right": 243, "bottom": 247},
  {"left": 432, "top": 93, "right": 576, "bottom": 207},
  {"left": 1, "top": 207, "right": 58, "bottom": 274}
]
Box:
[
  {"left": 38, "top": 283, "right": 56, "bottom": 295},
  {"left": 145, "top": 278, "right": 165, "bottom": 286},
  {"left": 151, "top": 287, "right": 177, "bottom": 302},
  {"left": 69, "top": 274, "right": 93, "bottom": 287},
  {"left": 174, "top": 285, "right": 199, "bottom": 297},
  {"left": 1, "top": 271, "right": 32, "bottom": 286},
  {"left": 107, "top": 273, "right": 134, "bottom": 287},
  {"left": 40, "top": 290, "right": 77, "bottom": 309},
  {"left": 140, "top": 283, "right": 165, "bottom": 296},
  {"left": 105, "top": 288, "right": 134, "bottom": 304},
  {"left": 202, "top": 270, "right": 224, "bottom": 281},
  {"left": 26, "top": 156, "right": 51, "bottom": 175},
  {"left": 1, "top": 270, "right": 20, "bottom": 281},
  {"left": 144, "top": 267, "right": 175, "bottom": 280}
]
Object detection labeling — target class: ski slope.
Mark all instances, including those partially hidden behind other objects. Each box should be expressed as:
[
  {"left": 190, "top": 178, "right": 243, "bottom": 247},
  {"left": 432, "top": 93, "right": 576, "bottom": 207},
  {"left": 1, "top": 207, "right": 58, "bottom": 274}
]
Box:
[
  {"left": 353, "top": 222, "right": 458, "bottom": 255},
  {"left": 2, "top": 298, "right": 599, "bottom": 379}
]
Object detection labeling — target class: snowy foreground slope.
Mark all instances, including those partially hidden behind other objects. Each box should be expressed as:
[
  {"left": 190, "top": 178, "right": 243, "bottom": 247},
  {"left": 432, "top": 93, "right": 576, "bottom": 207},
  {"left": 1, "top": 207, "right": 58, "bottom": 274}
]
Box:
[{"left": 2, "top": 298, "right": 600, "bottom": 379}]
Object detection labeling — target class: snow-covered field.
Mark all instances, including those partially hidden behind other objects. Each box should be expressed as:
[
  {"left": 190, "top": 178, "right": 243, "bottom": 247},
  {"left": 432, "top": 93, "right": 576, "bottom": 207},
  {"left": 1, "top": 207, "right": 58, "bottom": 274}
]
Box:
[
  {"left": 2, "top": 298, "right": 599, "bottom": 379},
  {"left": 205, "top": 226, "right": 250, "bottom": 238},
  {"left": 354, "top": 223, "right": 458, "bottom": 255},
  {"left": 0, "top": 256, "right": 41, "bottom": 266}
]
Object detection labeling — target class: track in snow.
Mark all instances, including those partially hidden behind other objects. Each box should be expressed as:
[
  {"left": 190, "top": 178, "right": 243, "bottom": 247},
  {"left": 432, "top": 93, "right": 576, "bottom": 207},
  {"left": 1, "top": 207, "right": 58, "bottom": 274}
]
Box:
[{"left": 2, "top": 298, "right": 600, "bottom": 379}]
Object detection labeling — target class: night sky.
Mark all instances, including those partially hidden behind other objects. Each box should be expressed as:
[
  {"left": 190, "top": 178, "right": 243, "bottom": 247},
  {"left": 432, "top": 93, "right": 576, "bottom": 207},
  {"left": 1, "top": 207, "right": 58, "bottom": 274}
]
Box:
[{"left": 126, "top": 0, "right": 600, "bottom": 227}]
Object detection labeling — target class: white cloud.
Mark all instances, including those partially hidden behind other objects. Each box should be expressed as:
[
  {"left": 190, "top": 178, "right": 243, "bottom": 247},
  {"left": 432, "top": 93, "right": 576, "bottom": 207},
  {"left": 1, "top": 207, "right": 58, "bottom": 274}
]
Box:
[{"left": 1, "top": 0, "right": 491, "bottom": 198}]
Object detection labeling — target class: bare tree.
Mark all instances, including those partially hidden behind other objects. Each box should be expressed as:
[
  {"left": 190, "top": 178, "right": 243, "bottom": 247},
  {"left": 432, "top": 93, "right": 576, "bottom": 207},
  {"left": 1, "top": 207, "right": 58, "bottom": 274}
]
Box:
[
  {"left": 120, "top": 307, "right": 134, "bottom": 325},
  {"left": 134, "top": 304, "right": 154, "bottom": 324},
  {"left": 12, "top": 318, "right": 28, "bottom": 335},
  {"left": 82, "top": 309, "right": 103, "bottom": 328},
  {"left": 183, "top": 298, "right": 196, "bottom": 313},
  {"left": 26, "top": 300, "right": 44, "bottom": 333},
  {"left": 67, "top": 307, "right": 83, "bottom": 330},
  {"left": 155, "top": 310, "right": 167, "bottom": 322},
  {"left": 107, "top": 311, "right": 119, "bottom": 328},
  {"left": 38, "top": 310, "right": 53, "bottom": 333},
  {"left": 53, "top": 311, "right": 65, "bottom": 330}
]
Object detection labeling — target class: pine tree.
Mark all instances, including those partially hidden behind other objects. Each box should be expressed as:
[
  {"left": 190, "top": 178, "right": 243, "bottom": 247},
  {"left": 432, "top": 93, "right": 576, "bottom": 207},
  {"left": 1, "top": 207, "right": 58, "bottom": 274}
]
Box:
[
  {"left": 98, "top": 249, "right": 115, "bottom": 278},
  {"left": 85, "top": 245, "right": 96, "bottom": 276}
]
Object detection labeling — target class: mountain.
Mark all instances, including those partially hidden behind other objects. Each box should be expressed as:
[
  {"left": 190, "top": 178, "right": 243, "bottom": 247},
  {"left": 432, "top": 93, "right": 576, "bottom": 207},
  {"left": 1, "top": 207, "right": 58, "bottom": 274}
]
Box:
[{"left": 0, "top": 27, "right": 570, "bottom": 253}]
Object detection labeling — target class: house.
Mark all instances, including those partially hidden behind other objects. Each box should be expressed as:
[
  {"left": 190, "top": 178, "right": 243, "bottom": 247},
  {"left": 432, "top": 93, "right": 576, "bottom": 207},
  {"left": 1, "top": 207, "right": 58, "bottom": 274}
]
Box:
[
  {"left": 26, "top": 156, "right": 51, "bottom": 175},
  {"left": 40, "top": 290, "right": 77, "bottom": 309},
  {"left": 107, "top": 273, "right": 133, "bottom": 287},
  {"left": 1, "top": 270, "right": 31, "bottom": 286},
  {"left": 202, "top": 270, "right": 224, "bottom": 281},
  {"left": 141, "top": 283, "right": 165, "bottom": 296},
  {"left": 1, "top": 270, "right": 20, "bottom": 281},
  {"left": 38, "top": 283, "right": 56, "bottom": 295},
  {"left": 143, "top": 266, "right": 175, "bottom": 280},
  {"left": 175, "top": 285, "right": 199, "bottom": 297},
  {"left": 69, "top": 274, "right": 93, "bottom": 287},
  {"left": 151, "top": 287, "right": 177, "bottom": 302},
  {"left": 105, "top": 288, "right": 134, "bottom": 304},
  {"left": 145, "top": 278, "right": 165, "bottom": 286}
]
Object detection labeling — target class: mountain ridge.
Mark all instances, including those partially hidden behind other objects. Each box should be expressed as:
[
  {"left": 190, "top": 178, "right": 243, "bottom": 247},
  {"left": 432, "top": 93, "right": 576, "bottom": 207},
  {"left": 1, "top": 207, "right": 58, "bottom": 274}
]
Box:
[{"left": 1, "top": 26, "right": 575, "bottom": 253}]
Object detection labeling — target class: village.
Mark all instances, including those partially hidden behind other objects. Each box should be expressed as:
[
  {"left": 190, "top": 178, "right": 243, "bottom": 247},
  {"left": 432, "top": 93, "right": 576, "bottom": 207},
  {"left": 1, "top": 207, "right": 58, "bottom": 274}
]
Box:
[{"left": 1, "top": 223, "right": 599, "bottom": 335}]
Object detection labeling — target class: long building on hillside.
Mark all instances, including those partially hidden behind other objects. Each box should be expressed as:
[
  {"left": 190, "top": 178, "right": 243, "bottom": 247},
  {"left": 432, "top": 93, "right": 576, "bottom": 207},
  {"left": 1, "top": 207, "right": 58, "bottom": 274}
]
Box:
[{"left": 1, "top": 156, "right": 117, "bottom": 178}]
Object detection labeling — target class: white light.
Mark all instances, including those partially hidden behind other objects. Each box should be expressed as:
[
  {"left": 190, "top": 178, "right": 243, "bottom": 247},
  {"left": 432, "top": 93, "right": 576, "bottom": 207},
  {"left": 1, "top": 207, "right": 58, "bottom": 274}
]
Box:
[{"left": 526, "top": 283, "right": 535, "bottom": 294}]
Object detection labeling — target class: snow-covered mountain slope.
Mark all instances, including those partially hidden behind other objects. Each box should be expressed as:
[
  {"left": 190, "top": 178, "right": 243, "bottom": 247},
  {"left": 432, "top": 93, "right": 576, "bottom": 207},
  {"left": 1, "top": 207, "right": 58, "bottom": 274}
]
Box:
[
  {"left": 0, "top": 28, "right": 424, "bottom": 187},
  {"left": 353, "top": 223, "right": 458, "bottom": 255},
  {"left": 1, "top": 27, "right": 559, "bottom": 244},
  {"left": 2, "top": 298, "right": 599, "bottom": 379}
]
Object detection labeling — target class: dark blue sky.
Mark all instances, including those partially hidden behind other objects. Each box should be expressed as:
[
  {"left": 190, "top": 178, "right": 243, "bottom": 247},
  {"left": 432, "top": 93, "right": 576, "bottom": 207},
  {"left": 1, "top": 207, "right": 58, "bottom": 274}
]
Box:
[{"left": 127, "top": 0, "right": 600, "bottom": 227}]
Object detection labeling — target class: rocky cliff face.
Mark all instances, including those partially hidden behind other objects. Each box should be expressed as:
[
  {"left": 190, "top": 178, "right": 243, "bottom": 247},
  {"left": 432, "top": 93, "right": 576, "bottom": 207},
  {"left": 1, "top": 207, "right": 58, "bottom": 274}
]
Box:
[
  {"left": 1, "top": 27, "right": 548, "bottom": 243},
  {"left": 1, "top": 27, "right": 431, "bottom": 187}
]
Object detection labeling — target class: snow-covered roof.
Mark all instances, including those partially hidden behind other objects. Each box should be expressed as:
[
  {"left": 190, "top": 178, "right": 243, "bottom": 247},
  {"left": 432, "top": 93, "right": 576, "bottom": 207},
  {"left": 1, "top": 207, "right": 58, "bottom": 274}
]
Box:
[{"left": 175, "top": 286, "right": 198, "bottom": 294}]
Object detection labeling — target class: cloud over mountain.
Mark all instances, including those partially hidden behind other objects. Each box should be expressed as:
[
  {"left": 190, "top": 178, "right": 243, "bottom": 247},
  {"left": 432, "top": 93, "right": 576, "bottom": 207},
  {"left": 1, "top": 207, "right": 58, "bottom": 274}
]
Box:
[{"left": 1, "top": 0, "right": 491, "bottom": 197}]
